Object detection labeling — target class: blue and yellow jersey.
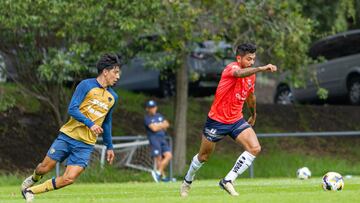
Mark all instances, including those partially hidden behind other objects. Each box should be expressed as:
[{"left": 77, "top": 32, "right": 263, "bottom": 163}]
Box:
[{"left": 60, "top": 78, "right": 118, "bottom": 149}]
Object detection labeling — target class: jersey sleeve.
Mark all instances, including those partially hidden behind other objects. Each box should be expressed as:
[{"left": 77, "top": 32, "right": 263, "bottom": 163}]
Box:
[
  {"left": 102, "top": 93, "right": 118, "bottom": 150},
  {"left": 102, "top": 91, "right": 118, "bottom": 150},
  {"left": 144, "top": 115, "right": 152, "bottom": 127},
  {"left": 68, "top": 80, "right": 95, "bottom": 128},
  {"left": 102, "top": 106, "right": 114, "bottom": 150},
  {"left": 223, "top": 63, "right": 240, "bottom": 78}
]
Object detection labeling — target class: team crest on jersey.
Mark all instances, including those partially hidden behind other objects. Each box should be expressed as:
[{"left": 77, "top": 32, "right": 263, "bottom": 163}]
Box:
[
  {"left": 49, "top": 148, "right": 56, "bottom": 154},
  {"left": 247, "top": 79, "right": 252, "bottom": 88},
  {"left": 108, "top": 97, "right": 112, "bottom": 102}
]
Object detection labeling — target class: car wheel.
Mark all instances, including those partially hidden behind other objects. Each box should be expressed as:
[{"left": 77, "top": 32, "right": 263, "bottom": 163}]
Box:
[
  {"left": 159, "top": 77, "right": 176, "bottom": 98},
  {"left": 275, "top": 85, "right": 294, "bottom": 105},
  {"left": 348, "top": 76, "right": 360, "bottom": 105}
]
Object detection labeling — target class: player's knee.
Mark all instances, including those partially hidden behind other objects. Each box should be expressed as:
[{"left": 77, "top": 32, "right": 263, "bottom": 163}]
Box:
[
  {"left": 248, "top": 145, "right": 261, "bottom": 156},
  {"left": 36, "top": 163, "right": 51, "bottom": 174},
  {"left": 198, "top": 153, "right": 210, "bottom": 162}
]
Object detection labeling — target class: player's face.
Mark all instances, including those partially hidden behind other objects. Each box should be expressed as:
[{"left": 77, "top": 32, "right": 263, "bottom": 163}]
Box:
[
  {"left": 237, "top": 53, "right": 256, "bottom": 68},
  {"left": 146, "top": 106, "right": 157, "bottom": 115},
  {"left": 104, "top": 66, "right": 121, "bottom": 86}
]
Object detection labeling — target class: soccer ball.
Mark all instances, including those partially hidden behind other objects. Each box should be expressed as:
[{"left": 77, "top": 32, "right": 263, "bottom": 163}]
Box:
[
  {"left": 296, "top": 167, "right": 311, "bottom": 179},
  {"left": 322, "top": 172, "right": 344, "bottom": 191}
]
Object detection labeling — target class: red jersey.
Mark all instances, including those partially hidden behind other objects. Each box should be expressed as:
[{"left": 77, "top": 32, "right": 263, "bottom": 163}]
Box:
[{"left": 208, "top": 62, "right": 256, "bottom": 124}]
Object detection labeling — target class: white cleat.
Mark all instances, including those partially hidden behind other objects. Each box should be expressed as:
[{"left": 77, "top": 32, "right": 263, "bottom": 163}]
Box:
[
  {"left": 151, "top": 170, "right": 161, "bottom": 183},
  {"left": 21, "top": 189, "right": 34, "bottom": 203},
  {"left": 180, "top": 180, "right": 192, "bottom": 197},
  {"left": 21, "top": 176, "right": 36, "bottom": 191},
  {"left": 219, "top": 179, "right": 239, "bottom": 196}
]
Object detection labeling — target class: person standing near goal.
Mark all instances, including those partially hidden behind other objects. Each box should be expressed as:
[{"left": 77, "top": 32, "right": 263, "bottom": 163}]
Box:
[
  {"left": 144, "top": 100, "right": 173, "bottom": 182},
  {"left": 21, "top": 54, "right": 121, "bottom": 202},
  {"left": 180, "top": 43, "right": 277, "bottom": 197}
]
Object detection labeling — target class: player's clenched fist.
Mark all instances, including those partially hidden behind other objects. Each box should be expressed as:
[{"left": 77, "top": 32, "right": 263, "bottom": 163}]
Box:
[
  {"left": 90, "top": 124, "right": 103, "bottom": 134},
  {"left": 261, "top": 64, "right": 277, "bottom": 72}
]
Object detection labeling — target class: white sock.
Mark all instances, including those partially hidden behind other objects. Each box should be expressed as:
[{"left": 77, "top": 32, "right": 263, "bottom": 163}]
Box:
[
  {"left": 224, "top": 151, "right": 255, "bottom": 182},
  {"left": 184, "top": 154, "right": 204, "bottom": 182}
]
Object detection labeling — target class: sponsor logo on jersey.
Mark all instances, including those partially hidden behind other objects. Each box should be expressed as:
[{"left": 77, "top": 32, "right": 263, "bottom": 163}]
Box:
[
  {"left": 87, "top": 106, "right": 104, "bottom": 117},
  {"left": 90, "top": 99, "right": 109, "bottom": 110},
  {"left": 235, "top": 93, "right": 247, "bottom": 101},
  {"left": 247, "top": 79, "right": 252, "bottom": 88}
]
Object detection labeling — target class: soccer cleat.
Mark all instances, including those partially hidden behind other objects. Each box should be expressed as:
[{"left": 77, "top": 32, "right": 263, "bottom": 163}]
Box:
[
  {"left": 180, "top": 179, "right": 192, "bottom": 197},
  {"left": 151, "top": 170, "right": 161, "bottom": 183},
  {"left": 219, "top": 179, "right": 239, "bottom": 196},
  {"left": 21, "top": 189, "right": 34, "bottom": 203},
  {"left": 161, "top": 176, "right": 171, "bottom": 182},
  {"left": 21, "top": 176, "right": 37, "bottom": 191}
]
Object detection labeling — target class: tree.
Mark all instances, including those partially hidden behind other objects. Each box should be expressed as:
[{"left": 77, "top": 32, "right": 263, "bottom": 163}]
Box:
[
  {"left": 301, "top": 0, "right": 359, "bottom": 39},
  {"left": 0, "top": 0, "right": 162, "bottom": 126},
  {"left": 1, "top": 0, "right": 318, "bottom": 175},
  {"left": 151, "top": 0, "right": 314, "bottom": 174}
]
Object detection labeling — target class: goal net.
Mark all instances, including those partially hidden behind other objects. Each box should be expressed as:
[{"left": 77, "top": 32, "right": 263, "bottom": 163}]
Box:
[
  {"left": 90, "top": 136, "right": 172, "bottom": 178},
  {"left": 57, "top": 135, "right": 173, "bottom": 179}
]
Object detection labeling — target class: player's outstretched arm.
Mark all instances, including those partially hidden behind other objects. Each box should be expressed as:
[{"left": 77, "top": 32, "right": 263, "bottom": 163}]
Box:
[{"left": 233, "top": 64, "right": 277, "bottom": 78}]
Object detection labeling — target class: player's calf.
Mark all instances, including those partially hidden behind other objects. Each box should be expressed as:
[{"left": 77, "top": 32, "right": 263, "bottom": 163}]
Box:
[
  {"left": 224, "top": 151, "right": 255, "bottom": 182},
  {"left": 184, "top": 154, "right": 204, "bottom": 183}
]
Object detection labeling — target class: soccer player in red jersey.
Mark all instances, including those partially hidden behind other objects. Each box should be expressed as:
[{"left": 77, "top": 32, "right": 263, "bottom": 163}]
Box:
[{"left": 180, "top": 43, "right": 277, "bottom": 197}]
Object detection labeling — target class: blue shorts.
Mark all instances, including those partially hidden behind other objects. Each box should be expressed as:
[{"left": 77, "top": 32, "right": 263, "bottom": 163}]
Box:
[
  {"left": 47, "top": 133, "right": 94, "bottom": 168},
  {"left": 203, "top": 117, "right": 251, "bottom": 142},
  {"left": 148, "top": 136, "right": 171, "bottom": 157}
]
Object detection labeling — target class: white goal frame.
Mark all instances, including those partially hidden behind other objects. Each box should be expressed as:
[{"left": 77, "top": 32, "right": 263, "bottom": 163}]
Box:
[{"left": 56, "top": 135, "right": 173, "bottom": 179}]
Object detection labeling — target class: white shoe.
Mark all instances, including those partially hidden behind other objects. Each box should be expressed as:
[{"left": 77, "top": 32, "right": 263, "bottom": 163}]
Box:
[
  {"left": 180, "top": 180, "right": 192, "bottom": 197},
  {"left": 21, "top": 176, "right": 36, "bottom": 191},
  {"left": 21, "top": 189, "right": 34, "bottom": 203},
  {"left": 151, "top": 170, "right": 161, "bottom": 183},
  {"left": 219, "top": 179, "right": 239, "bottom": 196}
]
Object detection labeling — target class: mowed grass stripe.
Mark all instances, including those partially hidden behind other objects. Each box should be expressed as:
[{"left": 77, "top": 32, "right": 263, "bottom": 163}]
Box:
[{"left": 0, "top": 177, "right": 358, "bottom": 203}]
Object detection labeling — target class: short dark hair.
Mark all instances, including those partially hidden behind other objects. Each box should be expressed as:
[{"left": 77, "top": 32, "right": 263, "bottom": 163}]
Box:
[
  {"left": 236, "top": 43, "right": 257, "bottom": 56},
  {"left": 96, "top": 53, "right": 122, "bottom": 74}
]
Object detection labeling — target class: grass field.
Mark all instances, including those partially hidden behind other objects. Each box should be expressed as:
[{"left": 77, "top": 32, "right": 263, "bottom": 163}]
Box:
[{"left": 0, "top": 177, "right": 358, "bottom": 203}]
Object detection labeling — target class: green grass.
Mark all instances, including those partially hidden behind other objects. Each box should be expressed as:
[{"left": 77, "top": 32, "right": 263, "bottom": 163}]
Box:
[
  {"left": 0, "top": 177, "right": 358, "bottom": 203},
  {"left": 0, "top": 174, "right": 23, "bottom": 187},
  {"left": 186, "top": 139, "right": 360, "bottom": 179}
]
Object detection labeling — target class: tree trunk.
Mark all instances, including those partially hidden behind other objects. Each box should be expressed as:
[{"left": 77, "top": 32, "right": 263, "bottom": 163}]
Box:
[{"left": 173, "top": 54, "right": 188, "bottom": 175}]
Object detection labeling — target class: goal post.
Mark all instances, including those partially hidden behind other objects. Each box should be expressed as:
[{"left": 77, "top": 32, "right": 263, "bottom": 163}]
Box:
[{"left": 56, "top": 135, "right": 174, "bottom": 180}]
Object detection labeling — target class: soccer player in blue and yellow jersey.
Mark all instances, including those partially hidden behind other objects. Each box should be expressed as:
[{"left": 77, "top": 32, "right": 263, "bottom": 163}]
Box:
[{"left": 21, "top": 54, "right": 121, "bottom": 202}]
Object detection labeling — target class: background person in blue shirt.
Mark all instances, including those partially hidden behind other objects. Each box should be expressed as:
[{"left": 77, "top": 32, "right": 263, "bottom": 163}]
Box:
[{"left": 144, "top": 100, "right": 172, "bottom": 182}]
